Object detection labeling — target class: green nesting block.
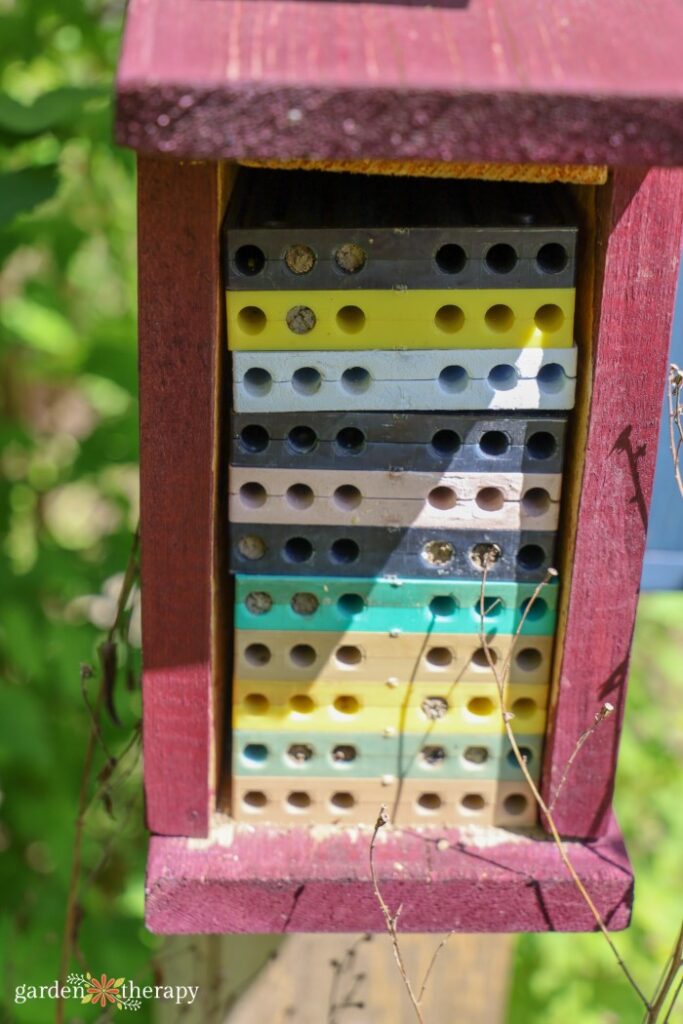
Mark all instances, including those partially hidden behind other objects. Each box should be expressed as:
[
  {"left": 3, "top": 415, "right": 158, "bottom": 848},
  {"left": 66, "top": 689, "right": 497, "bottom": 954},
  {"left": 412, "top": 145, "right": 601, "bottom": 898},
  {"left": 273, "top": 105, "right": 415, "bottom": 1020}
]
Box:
[
  {"left": 232, "top": 730, "right": 543, "bottom": 782},
  {"left": 234, "top": 575, "right": 558, "bottom": 636}
]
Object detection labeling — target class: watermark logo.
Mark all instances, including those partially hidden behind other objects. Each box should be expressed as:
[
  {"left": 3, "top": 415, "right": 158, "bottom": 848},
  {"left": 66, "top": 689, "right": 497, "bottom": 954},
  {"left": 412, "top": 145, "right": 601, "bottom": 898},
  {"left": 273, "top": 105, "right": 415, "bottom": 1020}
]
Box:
[{"left": 14, "top": 974, "right": 199, "bottom": 1009}]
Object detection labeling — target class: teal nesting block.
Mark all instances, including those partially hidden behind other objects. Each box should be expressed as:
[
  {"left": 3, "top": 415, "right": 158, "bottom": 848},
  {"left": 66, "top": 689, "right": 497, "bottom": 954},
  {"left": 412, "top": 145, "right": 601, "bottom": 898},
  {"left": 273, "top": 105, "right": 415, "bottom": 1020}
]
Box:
[{"left": 234, "top": 574, "right": 558, "bottom": 636}]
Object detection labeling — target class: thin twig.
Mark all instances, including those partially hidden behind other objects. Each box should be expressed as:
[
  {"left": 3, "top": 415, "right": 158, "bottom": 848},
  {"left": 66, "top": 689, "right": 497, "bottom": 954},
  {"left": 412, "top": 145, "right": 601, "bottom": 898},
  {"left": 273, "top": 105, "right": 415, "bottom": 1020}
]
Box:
[
  {"left": 667, "top": 364, "right": 683, "bottom": 499},
  {"left": 548, "top": 702, "right": 615, "bottom": 811},
  {"left": 645, "top": 919, "right": 683, "bottom": 1024},
  {"left": 370, "top": 808, "right": 426, "bottom": 1024},
  {"left": 390, "top": 620, "right": 436, "bottom": 823},
  {"left": 478, "top": 555, "right": 651, "bottom": 1013},
  {"left": 56, "top": 667, "right": 105, "bottom": 1024},
  {"left": 83, "top": 723, "right": 142, "bottom": 820},
  {"left": 662, "top": 974, "right": 683, "bottom": 1024},
  {"left": 56, "top": 528, "right": 140, "bottom": 1024},
  {"left": 80, "top": 669, "right": 116, "bottom": 762},
  {"left": 417, "top": 931, "right": 455, "bottom": 1003}
]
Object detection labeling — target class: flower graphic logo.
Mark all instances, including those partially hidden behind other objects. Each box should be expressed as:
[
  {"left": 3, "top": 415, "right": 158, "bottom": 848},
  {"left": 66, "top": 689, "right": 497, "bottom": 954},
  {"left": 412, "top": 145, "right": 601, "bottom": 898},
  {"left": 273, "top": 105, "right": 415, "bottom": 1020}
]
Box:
[
  {"left": 84, "top": 974, "right": 124, "bottom": 1008},
  {"left": 66, "top": 973, "right": 141, "bottom": 1011}
]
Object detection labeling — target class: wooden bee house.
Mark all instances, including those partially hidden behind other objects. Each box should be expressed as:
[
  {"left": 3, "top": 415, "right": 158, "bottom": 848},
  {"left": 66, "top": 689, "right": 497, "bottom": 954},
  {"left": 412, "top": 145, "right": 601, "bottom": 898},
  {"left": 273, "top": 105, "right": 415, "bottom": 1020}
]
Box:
[{"left": 115, "top": 0, "right": 683, "bottom": 933}]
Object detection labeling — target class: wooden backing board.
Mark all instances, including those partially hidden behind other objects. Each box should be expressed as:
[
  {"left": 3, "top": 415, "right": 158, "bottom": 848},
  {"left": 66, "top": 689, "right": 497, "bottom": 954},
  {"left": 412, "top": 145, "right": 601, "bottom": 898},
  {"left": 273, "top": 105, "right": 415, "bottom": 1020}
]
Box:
[
  {"left": 157, "top": 933, "right": 513, "bottom": 1024},
  {"left": 116, "top": 0, "right": 683, "bottom": 165}
]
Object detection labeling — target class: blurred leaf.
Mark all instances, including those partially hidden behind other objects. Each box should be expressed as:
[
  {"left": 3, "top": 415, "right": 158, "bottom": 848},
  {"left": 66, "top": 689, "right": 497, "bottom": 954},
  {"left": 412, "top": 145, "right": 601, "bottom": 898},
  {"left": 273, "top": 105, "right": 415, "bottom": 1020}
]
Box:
[
  {"left": 1, "top": 295, "right": 81, "bottom": 360},
  {"left": 0, "top": 164, "right": 59, "bottom": 226},
  {"left": 80, "top": 374, "right": 131, "bottom": 417},
  {"left": 0, "top": 684, "right": 52, "bottom": 772},
  {"left": 0, "top": 87, "right": 107, "bottom": 137}
]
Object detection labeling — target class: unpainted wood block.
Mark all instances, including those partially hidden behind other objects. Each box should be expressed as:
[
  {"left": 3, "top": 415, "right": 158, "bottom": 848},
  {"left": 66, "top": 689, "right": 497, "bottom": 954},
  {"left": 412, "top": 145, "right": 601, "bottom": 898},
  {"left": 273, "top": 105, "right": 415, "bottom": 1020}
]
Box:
[
  {"left": 233, "top": 347, "right": 578, "bottom": 413},
  {"left": 229, "top": 466, "right": 562, "bottom": 530},
  {"left": 234, "top": 574, "right": 559, "bottom": 636},
  {"left": 231, "top": 775, "right": 538, "bottom": 827},
  {"left": 233, "top": 629, "right": 554, "bottom": 686},
  {"left": 226, "top": 287, "right": 575, "bottom": 350},
  {"left": 233, "top": 680, "right": 549, "bottom": 735},
  {"left": 232, "top": 728, "right": 543, "bottom": 783}
]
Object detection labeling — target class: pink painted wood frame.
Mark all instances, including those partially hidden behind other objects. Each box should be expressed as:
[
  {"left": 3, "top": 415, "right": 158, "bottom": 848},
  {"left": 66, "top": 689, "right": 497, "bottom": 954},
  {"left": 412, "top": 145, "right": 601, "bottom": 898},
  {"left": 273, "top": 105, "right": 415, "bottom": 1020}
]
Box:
[
  {"left": 116, "top": 0, "right": 683, "bottom": 165},
  {"left": 138, "top": 158, "right": 229, "bottom": 837},
  {"left": 145, "top": 813, "right": 633, "bottom": 933},
  {"left": 542, "top": 168, "right": 683, "bottom": 836}
]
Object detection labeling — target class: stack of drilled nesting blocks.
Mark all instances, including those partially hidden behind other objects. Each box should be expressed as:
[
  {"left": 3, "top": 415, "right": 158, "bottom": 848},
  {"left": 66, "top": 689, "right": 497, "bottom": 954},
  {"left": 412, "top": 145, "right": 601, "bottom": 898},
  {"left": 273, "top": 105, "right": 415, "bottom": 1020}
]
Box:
[{"left": 225, "top": 170, "right": 577, "bottom": 828}]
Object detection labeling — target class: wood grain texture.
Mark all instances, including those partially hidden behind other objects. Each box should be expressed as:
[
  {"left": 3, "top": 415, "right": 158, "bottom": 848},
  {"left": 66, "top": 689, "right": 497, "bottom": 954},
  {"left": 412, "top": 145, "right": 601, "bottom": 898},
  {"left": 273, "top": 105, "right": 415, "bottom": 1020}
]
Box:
[
  {"left": 138, "top": 158, "right": 228, "bottom": 836},
  {"left": 116, "top": 0, "right": 683, "bottom": 165},
  {"left": 223, "top": 933, "right": 513, "bottom": 1024},
  {"left": 145, "top": 813, "right": 633, "bottom": 933},
  {"left": 240, "top": 156, "right": 608, "bottom": 185},
  {"left": 541, "top": 168, "right": 683, "bottom": 838},
  {"left": 155, "top": 932, "right": 512, "bottom": 1024}
]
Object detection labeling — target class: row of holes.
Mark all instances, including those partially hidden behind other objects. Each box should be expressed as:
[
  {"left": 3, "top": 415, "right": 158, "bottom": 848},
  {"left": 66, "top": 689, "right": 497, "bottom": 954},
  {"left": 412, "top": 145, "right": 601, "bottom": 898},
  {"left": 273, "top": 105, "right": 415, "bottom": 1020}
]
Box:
[
  {"left": 234, "top": 241, "right": 569, "bottom": 278},
  {"left": 239, "top": 424, "right": 559, "bottom": 460},
  {"left": 236, "top": 535, "right": 547, "bottom": 571},
  {"left": 238, "top": 481, "right": 553, "bottom": 515},
  {"left": 236, "top": 302, "right": 566, "bottom": 337},
  {"left": 241, "top": 641, "right": 544, "bottom": 671},
  {"left": 241, "top": 741, "right": 534, "bottom": 769},
  {"left": 244, "top": 591, "right": 550, "bottom": 621},
  {"left": 242, "top": 693, "right": 540, "bottom": 720},
  {"left": 240, "top": 788, "right": 530, "bottom": 816},
  {"left": 241, "top": 363, "right": 569, "bottom": 398}
]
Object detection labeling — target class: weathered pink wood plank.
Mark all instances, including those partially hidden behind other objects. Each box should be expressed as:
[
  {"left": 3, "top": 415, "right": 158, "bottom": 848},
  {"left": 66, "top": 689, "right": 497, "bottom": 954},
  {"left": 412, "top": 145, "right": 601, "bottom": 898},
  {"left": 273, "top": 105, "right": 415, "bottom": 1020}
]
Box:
[
  {"left": 116, "top": 0, "right": 683, "bottom": 164},
  {"left": 145, "top": 813, "right": 632, "bottom": 932},
  {"left": 138, "top": 158, "right": 225, "bottom": 836},
  {"left": 542, "top": 167, "right": 683, "bottom": 837}
]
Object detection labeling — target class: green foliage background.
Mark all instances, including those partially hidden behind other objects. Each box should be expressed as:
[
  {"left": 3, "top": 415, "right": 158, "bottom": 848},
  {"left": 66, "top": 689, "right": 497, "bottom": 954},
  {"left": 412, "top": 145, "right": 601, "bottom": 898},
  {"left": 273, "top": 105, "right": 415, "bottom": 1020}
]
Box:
[
  {"left": 0, "top": 2, "right": 681, "bottom": 1023},
  {"left": 0, "top": 2, "right": 151, "bottom": 1020}
]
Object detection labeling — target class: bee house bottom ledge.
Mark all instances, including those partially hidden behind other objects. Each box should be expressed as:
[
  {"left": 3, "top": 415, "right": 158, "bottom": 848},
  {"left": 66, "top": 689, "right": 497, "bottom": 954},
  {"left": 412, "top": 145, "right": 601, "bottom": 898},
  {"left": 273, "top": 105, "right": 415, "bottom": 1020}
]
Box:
[{"left": 145, "top": 813, "right": 632, "bottom": 934}]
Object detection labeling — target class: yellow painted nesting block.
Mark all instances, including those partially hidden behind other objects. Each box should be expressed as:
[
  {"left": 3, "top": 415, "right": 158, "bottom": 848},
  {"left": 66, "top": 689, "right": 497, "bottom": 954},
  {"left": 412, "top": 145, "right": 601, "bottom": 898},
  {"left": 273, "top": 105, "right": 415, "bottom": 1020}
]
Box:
[
  {"left": 233, "top": 630, "right": 554, "bottom": 686},
  {"left": 233, "top": 679, "right": 549, "bottom": 735},
  {"left": 226, "top": 288, "right": 575, "bottom": 350},
  {"left": 231, "top": 775, "right": 538, "bottom": 827}
]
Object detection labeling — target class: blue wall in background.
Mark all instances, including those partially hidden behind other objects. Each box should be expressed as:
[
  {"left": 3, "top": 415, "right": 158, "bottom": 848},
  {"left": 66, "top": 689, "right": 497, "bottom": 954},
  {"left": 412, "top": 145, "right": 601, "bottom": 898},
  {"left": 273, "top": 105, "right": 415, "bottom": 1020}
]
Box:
[{"left": 642, "top": 270, "right": 683, "bottom": 590}]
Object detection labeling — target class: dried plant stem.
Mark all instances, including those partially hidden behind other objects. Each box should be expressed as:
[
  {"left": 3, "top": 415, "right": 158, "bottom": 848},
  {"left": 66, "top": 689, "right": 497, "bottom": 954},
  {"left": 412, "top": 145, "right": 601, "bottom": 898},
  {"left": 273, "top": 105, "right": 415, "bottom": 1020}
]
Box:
[
  {"left": 548, "top": 702, "right": 615, "bottom": 811},
  {"left": 370, "top": 808, "right": 426, "bottom": 1024},
  {"left": 662, "top": 975, "right": 683, "bottom": 1024},
  {"left": 478, "top": 558, "right": 650, "bottom": 1013},
  {"left": 667, "top": 363, "right": 683, "bottom": 499},
  {"left": 56, "top": 673, "right": 105, "bottom": 1024},
  {"left": 645, "top": 919, "right": 683, "bottom": 1024},
  {"left": 417, "top": 931, "right": 455, "bottom": 1003},
  {"left": 56, "top": 529, "right": 140, "bottom": 1024}
]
